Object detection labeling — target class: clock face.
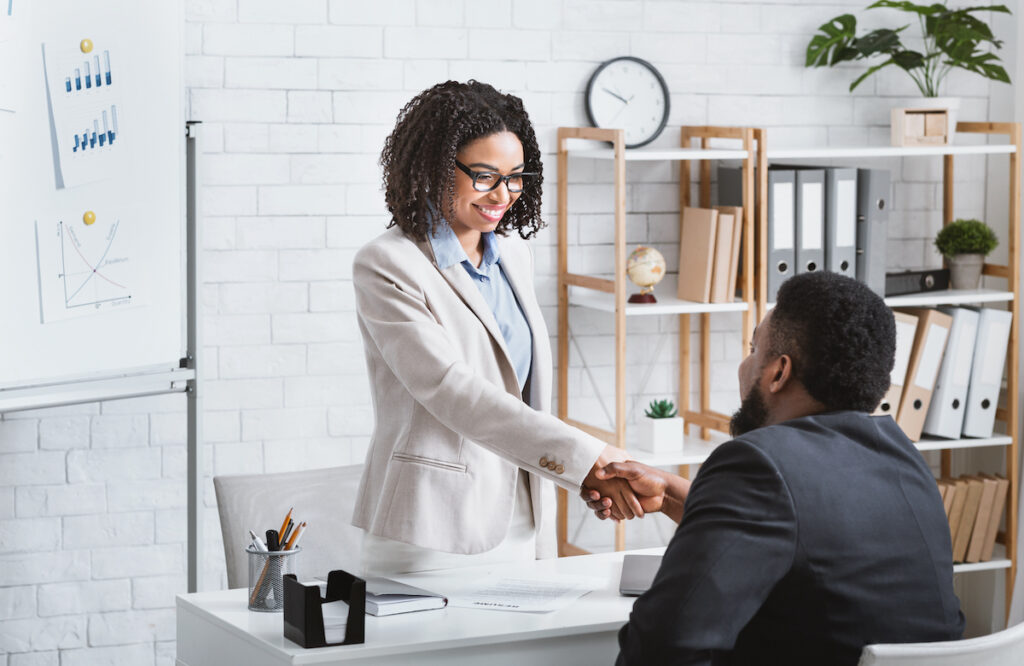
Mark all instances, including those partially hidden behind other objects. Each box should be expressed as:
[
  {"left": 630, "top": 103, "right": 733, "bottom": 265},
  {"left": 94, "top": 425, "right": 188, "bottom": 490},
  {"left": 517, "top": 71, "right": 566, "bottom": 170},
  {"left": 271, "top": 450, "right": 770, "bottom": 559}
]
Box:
[{"left": 585, "top": 57, "right": 670, "bottom": 148}]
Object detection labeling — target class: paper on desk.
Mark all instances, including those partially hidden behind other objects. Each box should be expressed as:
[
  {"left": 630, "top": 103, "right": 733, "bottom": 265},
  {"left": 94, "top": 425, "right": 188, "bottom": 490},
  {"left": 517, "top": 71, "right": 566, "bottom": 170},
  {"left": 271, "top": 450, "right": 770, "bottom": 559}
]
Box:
[{"left": 447, "top": 575, "right": 602, "bottom": 613}]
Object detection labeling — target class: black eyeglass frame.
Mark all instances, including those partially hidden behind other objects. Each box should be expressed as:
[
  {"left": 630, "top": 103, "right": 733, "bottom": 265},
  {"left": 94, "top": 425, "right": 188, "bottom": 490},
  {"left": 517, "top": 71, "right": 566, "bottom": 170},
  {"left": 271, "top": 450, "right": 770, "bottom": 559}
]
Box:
[{"left": 454, "top": 160, "right": 538, "bottom": 193}]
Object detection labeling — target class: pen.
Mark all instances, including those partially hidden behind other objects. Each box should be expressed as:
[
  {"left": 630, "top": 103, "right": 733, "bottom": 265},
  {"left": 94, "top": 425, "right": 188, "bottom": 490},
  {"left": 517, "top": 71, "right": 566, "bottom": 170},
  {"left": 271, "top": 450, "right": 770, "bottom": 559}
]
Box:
[
  {"left": 266, "top": 529, "right": 279, "bottom": 552},
  {"left": 248, "top": 529, "right": 267, "bottom": 552},
  {"left": 284, "top": 521, "right": 305, "bottom": 550},
  {"left": 287, "top": 522, "right": 307, "bottom": 551},
  {"left": 281, "top": 519, "right": 294, "bottom": 546},
  {"left": 277, "top": 508, "right": 293, "bottom": 540}
]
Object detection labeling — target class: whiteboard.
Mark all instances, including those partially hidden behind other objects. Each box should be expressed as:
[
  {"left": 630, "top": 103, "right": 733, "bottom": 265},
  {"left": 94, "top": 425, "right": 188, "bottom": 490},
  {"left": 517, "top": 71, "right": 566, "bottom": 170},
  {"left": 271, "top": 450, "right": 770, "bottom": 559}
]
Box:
[{"left": 0, "top": 1, "right": 184, "bottom": 390}]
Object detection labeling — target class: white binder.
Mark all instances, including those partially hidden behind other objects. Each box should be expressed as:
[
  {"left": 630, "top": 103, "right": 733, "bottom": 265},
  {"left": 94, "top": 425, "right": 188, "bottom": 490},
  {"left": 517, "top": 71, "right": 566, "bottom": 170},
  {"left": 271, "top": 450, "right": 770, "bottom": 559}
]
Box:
[
  {"left": 874, "top": 311, "right": 919, "bottom": 417},
  {"left": 962, "top": 308, "right": 1012, "bottom": 438},
  {"left": 767, "top": 169, "right": 796, "bottom": 301},
  {"left": 922, "top": 307, "right": 979, "bottom": 439},
  {"left": 824, "top": 168, "right": 857, "bottom": 278},
  {"left": 795, "top": 169, "right": 825, "bottom": 274}
]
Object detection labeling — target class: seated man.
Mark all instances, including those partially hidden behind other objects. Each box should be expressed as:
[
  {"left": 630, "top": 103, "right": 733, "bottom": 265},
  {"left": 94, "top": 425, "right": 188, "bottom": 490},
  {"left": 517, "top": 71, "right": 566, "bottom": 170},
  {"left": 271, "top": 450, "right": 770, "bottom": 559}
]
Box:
[{"left": 584, "top": 271, "right": 965, "bottom": 665}]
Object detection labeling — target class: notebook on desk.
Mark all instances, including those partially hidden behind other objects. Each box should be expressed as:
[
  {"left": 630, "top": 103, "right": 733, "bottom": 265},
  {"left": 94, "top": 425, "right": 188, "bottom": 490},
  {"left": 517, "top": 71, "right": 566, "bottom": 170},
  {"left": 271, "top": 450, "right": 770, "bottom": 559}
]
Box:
[
  {"left": 619, "top": 554, "right": 663, "bottom": 596},
  {"left": 319, "top": 576, "right": 447, "bottom": 616}
]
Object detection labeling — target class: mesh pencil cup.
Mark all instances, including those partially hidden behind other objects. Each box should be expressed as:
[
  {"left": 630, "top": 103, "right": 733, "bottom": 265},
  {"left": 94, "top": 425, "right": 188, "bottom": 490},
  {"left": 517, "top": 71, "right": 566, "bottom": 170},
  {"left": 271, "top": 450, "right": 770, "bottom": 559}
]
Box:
[{"left": 247, "top": 546, "right": 300, "bottom": 612}]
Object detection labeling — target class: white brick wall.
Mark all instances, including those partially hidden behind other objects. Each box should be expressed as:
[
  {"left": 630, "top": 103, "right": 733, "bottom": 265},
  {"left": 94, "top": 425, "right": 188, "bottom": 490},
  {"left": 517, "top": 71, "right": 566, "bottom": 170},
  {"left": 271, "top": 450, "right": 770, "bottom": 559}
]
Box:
[{"left": 0, "top": 1, "right": 1010, "bottom": 662}]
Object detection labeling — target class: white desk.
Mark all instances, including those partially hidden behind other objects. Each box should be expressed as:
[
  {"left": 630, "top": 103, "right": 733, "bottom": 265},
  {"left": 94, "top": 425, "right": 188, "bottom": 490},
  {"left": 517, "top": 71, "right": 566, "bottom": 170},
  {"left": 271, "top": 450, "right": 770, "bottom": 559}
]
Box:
[{"left": 176, "top": 548, "right": 662, "bottom": 665}]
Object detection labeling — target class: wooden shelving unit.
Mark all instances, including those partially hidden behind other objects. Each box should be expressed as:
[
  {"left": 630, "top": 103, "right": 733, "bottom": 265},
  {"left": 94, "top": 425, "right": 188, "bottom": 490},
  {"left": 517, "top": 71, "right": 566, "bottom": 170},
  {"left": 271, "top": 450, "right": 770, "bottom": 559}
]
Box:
[
  {"left": 555, "top": 125, "right": 761, "bottom": 555},
  {"left": 760, "top": 123, "right": 1020, "bottom": 606},
  {"left": 556, "top": 122, "right": 1020, "bottom": 614}
]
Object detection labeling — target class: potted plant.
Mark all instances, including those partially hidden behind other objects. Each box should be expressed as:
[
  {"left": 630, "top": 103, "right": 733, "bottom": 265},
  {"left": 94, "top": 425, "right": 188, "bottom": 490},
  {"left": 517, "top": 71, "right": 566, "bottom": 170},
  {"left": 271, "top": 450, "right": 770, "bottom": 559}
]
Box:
[
  {"left": 635, "top": 399, "right": 684, "bottom": 453},
  {"left": 934, "top": 218, "right": 998, "bottom": 289},
  {"left": 805, "top": 1, "right": 1012, "bottom": 138}
]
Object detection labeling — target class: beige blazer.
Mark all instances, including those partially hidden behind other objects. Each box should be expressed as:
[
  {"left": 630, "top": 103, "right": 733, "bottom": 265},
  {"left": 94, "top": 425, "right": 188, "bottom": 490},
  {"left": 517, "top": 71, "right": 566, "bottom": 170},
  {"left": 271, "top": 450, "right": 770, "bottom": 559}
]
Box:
[{"left": 351, "top": 227, "right": 605, "bottom": 558}]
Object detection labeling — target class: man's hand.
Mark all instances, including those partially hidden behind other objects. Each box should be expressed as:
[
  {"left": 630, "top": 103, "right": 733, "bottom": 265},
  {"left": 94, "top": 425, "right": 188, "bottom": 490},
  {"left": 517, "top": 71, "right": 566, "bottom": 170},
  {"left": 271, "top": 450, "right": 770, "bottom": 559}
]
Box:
[
  {"left": 582, "top": 446, "right": 644, "bottom": 520},
  {"left": 581, "top": 461, "right": 689, "bottom": 524}
]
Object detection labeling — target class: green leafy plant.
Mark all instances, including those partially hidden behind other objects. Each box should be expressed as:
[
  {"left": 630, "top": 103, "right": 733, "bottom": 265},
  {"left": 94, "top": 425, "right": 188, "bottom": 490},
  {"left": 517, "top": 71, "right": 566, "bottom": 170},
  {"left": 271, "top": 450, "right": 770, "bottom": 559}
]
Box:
[
  {"left": 644, "top": 399, "right": 678, "bottom": 419},
  {"left": 934, "top": 218, "right": 999, "bottom": 256},
  {"left": 805, "top": 1, "right": 1011, "bottom": 96}
]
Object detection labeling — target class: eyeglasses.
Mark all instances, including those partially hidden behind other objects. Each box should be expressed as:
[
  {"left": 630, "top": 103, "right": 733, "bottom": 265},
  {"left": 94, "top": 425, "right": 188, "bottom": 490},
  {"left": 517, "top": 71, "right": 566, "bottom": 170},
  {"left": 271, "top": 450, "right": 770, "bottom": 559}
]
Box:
[{"left": 455, "top": 160, "right": 538, "bottom": 193}]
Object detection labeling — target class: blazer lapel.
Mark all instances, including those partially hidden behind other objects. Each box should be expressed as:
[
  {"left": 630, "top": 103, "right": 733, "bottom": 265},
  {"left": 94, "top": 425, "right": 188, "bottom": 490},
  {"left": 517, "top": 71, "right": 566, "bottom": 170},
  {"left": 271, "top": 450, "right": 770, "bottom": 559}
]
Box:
[{"left": 418, "top": 239, "right": 515, "bottom": 371}]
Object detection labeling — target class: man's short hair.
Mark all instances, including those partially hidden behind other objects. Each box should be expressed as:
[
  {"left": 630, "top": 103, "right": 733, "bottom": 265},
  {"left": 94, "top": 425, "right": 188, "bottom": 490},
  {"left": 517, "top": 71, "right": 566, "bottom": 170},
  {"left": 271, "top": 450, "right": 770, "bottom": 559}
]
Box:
[{"left": 768, "top": 272, "right": 895, "bottom": 412}]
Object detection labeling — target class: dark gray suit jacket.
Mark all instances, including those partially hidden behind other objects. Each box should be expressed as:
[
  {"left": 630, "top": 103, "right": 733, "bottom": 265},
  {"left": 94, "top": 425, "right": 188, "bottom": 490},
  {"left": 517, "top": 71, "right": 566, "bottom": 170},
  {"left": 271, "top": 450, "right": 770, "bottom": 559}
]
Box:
[{"left": 617, "top": 411, "right": 964, "bottom": 665}]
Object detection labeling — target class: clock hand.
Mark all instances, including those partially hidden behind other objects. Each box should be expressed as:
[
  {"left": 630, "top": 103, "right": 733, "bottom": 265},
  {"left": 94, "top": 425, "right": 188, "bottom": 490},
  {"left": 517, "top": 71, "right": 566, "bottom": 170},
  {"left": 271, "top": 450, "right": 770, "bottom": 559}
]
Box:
[{"left": 602, "top": 87, "right": 629, "bottom": 104}]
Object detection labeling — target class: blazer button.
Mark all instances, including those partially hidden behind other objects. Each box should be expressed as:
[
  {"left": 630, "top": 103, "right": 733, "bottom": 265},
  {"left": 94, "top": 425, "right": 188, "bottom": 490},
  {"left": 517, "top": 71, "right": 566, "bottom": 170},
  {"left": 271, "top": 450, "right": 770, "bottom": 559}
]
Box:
[
  {"left": 540, "top": 456, "right": 549, "bottom": 467},
  {"left": 555, "top": 465, "right": 564, "bottom": 474},
  {"left": 547, "top": 462, "right": 557, "bottom": 471}
]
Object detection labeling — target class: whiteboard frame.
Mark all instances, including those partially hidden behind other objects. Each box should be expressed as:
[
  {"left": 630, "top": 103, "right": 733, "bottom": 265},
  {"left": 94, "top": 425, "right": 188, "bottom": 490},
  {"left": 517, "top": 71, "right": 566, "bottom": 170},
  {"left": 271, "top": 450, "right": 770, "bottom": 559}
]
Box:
[{"left": 0, "top": 122, "right": 203, "bottom": 593}]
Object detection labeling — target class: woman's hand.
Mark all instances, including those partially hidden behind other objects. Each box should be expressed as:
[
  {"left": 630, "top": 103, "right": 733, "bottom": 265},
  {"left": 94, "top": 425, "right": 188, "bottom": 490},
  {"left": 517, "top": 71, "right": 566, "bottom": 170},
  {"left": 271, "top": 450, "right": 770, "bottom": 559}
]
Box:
[
  {"left": 581, "top": 446, "right": 645, "bottom": 520},
  {"left": 580, "top": 461, "right": 687, "bottom": 524}
]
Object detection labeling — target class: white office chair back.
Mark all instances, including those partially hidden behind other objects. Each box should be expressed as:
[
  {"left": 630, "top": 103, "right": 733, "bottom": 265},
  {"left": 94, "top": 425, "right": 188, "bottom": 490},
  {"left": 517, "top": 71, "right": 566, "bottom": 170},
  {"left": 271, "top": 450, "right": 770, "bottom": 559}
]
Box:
[
  {"left": 858, "top": 619, "right": 1024, "bottom": 665},
  {"left": 214, "top": 464, "right": 365, "bottom": 589}
]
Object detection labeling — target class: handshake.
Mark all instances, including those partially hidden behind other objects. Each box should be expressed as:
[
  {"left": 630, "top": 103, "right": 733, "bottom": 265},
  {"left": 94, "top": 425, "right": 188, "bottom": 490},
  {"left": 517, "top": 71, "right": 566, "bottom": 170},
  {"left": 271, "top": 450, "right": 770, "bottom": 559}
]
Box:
[{"left": 580, "top": 446, "right": 690, "bottom": 525}]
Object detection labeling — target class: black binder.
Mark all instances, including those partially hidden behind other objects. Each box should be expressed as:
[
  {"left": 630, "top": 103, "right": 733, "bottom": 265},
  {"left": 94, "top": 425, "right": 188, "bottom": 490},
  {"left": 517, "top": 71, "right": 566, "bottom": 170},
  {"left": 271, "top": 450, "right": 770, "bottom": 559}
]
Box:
[{"left": 283, "top": 569, "right": 366, "bottom": 648}]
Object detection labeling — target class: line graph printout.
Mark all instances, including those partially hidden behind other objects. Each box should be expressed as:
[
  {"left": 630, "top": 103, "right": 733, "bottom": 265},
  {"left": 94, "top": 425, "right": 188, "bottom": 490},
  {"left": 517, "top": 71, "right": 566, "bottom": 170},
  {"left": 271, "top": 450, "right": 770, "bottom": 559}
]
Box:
[
  {"left": 43, "top": 36, "right": 125, "bottom": 188},
  {"left": 35, "top": 214, "right": 144, "bottom": 322}
]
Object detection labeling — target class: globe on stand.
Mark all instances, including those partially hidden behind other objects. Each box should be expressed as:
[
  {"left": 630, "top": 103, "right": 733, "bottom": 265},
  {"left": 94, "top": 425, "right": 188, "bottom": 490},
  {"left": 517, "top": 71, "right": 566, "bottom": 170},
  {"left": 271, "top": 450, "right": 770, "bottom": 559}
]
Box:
[{"left": 626, "top": 246, "right": 666, "bottom": 304}]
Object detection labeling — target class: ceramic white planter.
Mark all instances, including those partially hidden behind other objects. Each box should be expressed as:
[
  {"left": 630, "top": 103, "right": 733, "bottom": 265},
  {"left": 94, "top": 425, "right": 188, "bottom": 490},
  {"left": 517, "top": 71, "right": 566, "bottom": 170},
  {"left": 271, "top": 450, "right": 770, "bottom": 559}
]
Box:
[
  {"left": 948, "top": 253, "right": 985, "bottom": 290},
  {"left": 634, "top": 417, "right": 684, "bottom": 453}
]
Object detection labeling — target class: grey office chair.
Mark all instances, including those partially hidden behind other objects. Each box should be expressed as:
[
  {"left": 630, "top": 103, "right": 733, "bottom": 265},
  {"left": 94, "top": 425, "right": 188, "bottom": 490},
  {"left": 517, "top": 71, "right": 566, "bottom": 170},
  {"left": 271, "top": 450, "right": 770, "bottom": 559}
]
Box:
[
  {"left": 858, "top": 619, "right": 1024, "bottom": 665},
  {"left": 214, "top": 464, "right": 365, "bottom": 589}
]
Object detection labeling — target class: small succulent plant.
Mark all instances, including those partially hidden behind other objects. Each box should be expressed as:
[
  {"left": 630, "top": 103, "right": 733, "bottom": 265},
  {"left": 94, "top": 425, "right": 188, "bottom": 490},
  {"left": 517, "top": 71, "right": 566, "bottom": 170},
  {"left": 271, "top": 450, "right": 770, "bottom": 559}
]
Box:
[{"left": 645, "top": 399, "right": 678, "bottom": 419}]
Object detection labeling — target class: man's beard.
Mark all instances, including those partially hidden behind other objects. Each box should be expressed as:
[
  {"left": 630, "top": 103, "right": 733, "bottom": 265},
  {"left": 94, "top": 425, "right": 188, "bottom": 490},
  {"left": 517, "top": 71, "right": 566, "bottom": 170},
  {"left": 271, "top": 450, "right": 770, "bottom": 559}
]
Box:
[{"left": 730, "top": 383, "right": 769, "bottom": 437}]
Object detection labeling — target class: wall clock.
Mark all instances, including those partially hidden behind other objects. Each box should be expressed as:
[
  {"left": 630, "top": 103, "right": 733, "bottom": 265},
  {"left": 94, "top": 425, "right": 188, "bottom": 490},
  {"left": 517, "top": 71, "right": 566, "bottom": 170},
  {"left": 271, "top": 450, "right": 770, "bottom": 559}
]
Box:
[{"left": 585, "top": 56, "right": 670, "bottom": 149}]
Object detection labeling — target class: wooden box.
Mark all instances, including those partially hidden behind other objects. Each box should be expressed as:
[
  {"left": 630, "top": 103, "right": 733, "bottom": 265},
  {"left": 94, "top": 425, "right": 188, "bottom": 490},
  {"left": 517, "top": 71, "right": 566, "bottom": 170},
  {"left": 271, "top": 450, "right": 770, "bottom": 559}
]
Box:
[{"left": 891, "top": 107, "right": 949, "bottom": 146}]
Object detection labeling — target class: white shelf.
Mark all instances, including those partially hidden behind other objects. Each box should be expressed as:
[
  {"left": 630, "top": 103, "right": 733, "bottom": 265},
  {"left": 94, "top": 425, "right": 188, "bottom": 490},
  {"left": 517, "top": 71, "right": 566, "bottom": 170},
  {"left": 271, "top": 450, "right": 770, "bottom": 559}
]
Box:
[
  {"left": 629, "top": 433, "right": 1012, "bottom": 467},
  {"left": 954, "top": 545, "right": 1010, "bottom": 574},
  {"left": 915, "top": 435, "right": 1013, "bottom": 452},
  {"left": 569, "top": 280, "right": 749, "bottom": 316},
  {"left": 629, "top": 431, "right": 731, "bottom": 467},
  {"left": 768, "top": 144, "right": 1017, "bottom": 159},
  {"left": 883, "top": 288, "right": 1014, "bottom": 307},
  {"left": 566, "top": 142, "right": 1016, "bottom": 164},
  {"left": 568, "top": 147, "right": 748, "bottom": 161}
]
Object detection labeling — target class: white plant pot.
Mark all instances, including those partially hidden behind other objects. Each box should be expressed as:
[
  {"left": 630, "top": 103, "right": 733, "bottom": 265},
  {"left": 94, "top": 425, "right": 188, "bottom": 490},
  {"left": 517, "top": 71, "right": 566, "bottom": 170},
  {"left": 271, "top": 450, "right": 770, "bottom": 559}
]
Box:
[
  {"left": 947, "top": 253, "right": 985, "bottom": 290},
  {"left": 928, "top": 96, "right": 960, "bottom": 143},
  {"left": 634, "top": 417, "right": 684, "bottom": 453}
]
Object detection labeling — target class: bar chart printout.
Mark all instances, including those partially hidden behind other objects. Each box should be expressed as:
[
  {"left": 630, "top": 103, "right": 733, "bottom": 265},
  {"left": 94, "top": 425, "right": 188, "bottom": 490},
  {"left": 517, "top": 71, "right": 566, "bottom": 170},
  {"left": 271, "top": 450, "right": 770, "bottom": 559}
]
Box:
[
  {"left": 43, "top": 38, "right": 125, "bottom": 187},
  {"left": 35, "top": 216, "right": 143, "bottom": 323},
  {"left": 63, "top": 49, "right": 113, "bottom": 93},
  {"left": 72, "top": 105, "right": 118, "bottom": 152}
]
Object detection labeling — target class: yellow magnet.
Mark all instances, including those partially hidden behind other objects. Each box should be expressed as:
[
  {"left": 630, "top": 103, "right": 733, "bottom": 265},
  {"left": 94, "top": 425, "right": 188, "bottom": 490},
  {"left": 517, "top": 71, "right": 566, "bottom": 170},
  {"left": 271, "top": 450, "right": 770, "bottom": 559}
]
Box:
[
  {"left": 83, "top": 211, "right": 96, "bottom": 225},
  {"left": 80, "top": 39, "right": 93, "bottom": 54}
]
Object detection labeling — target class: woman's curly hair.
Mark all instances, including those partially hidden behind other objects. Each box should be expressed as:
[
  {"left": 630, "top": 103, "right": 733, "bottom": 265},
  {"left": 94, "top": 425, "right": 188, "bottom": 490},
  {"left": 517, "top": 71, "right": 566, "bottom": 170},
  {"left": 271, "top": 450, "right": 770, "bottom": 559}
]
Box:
[
  {"left": 768, "top": 271, "right": 896, "bottom": 413},
  {"left": 380, "top": 80, "right": 545, "bottom": 240}
]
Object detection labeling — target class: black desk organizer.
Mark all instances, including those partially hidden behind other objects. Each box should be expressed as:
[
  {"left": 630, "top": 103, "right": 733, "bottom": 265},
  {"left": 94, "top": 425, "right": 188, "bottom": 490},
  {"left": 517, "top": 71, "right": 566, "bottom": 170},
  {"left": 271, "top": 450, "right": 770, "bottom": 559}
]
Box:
[{"left": 283, "top": 569, "right": 366, "bottom": 648}]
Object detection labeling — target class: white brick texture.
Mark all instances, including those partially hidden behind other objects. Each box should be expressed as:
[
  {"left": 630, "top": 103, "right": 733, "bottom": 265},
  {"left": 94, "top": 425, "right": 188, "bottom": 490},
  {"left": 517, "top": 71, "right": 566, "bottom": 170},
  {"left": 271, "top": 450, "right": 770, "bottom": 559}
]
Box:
[{"left": 0, "top": 1, "right": 1009, "bottom": 662}]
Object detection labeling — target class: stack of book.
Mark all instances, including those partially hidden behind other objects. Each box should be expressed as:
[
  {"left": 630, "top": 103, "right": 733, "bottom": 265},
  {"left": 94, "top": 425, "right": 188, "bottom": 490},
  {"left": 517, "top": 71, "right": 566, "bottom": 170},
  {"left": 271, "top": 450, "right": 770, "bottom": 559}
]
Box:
[
  {"left": 677, "top": 206, "right": 742, "bottom": 304},
  {"left": 938, "top": 474, "right": 1010, "bottom": 563}
]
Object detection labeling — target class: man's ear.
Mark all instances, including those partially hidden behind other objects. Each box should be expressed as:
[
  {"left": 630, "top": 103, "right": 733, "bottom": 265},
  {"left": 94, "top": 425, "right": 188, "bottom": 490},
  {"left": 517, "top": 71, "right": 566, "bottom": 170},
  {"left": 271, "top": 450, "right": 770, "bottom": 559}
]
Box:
[{"left": 765, "top": 354, "right": 794, "bottom": 394}]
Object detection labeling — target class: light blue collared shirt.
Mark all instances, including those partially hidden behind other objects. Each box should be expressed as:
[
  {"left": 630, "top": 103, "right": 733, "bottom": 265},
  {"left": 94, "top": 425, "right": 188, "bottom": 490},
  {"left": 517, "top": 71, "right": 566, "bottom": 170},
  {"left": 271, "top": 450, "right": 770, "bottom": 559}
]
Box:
[{"left": 430, "top": 222, "right": 533, "bottom": 393}]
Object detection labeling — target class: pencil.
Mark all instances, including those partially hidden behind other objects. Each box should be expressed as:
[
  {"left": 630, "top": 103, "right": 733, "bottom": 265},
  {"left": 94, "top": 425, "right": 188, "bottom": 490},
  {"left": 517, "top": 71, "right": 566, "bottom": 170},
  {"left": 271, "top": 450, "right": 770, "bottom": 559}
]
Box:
[
  {"left": 284, "top": 521, "right": 305, "bottom": 550},
  {"left": 277, "top": 508, "right": 293, "bottom": 538}
]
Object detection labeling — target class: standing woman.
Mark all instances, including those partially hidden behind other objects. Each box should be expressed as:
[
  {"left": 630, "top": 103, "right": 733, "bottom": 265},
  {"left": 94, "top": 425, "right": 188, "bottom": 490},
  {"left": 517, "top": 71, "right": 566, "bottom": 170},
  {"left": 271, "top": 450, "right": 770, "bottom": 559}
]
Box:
[{"left": 352, "top": 80, "right": 639, "bottom": 576}]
